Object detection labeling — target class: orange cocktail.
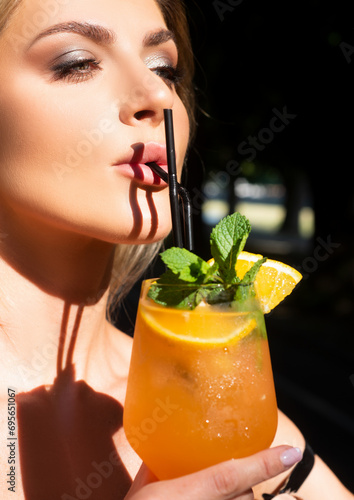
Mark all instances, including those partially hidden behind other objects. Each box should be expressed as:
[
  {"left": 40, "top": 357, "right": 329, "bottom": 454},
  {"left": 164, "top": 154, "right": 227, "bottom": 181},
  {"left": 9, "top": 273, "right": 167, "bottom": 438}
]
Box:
[{"left": 124, "top": 280, "right": 278, "bottom": 480}]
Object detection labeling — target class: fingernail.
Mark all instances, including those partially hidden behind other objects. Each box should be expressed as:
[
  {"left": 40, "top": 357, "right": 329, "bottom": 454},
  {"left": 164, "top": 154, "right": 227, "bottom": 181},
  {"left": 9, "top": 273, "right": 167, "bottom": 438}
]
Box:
[{"left": 280, "top": 447, "right": 303, "bottom": 467}]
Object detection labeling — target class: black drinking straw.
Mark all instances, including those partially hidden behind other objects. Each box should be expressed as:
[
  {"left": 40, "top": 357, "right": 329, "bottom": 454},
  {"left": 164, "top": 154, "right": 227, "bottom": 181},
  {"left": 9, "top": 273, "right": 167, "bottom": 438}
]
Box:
[
  {"left": 178, "top": 185, "right": 194, "bottom": 252},
  {"left": 146, "top": 162, "right": 194, "bottom": 251},
  {"left": 164, "top": 109, "right": 183, "bottom": 248},
  {"left": 145, "top": 109, "right": 194, "bottom": 251}
]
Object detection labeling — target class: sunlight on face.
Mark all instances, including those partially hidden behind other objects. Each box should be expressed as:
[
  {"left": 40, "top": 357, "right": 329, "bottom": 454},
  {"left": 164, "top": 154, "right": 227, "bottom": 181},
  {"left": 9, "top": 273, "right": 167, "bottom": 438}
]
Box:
[{"left": 0, "top": 0, "right": 190, "bottom": 244}]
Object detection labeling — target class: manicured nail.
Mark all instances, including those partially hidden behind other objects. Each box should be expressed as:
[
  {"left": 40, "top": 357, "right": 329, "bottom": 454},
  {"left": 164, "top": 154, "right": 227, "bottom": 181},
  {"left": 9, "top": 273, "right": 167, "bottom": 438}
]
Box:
[{"left": 280, "top": 447, "right": 303, "bottom": 467}]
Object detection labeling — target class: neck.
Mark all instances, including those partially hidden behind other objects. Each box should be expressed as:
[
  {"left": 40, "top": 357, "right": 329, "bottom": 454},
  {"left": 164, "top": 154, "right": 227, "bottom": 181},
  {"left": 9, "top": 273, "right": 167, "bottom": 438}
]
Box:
[{"left": 0, "top": 214, "right": 118, "bottom": 392}]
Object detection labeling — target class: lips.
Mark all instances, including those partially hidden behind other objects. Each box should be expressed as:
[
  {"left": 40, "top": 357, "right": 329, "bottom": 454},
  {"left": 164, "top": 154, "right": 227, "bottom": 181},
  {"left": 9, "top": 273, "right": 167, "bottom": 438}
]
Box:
[{"left": 113, "top": 142, "right": 169, "bottom": 186}]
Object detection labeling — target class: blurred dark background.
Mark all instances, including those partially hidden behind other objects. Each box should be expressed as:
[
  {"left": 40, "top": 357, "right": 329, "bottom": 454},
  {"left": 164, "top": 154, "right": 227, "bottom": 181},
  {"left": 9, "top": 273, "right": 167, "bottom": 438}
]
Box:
[{"left": 118, "top": 0, "right": 354, "bottom": 491}]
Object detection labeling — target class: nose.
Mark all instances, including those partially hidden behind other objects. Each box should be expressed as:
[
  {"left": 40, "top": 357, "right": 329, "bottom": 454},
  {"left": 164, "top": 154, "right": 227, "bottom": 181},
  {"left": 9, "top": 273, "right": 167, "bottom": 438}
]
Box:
[{"left": 119, "top": 64, "right": 174, "bottom": 127}]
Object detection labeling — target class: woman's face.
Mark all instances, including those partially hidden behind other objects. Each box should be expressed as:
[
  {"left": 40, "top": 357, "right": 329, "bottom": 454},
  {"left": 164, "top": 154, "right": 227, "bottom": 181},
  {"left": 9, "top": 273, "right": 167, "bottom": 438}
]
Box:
[{"left": 0, "top": 0, "right": 190, "bottom": 244}]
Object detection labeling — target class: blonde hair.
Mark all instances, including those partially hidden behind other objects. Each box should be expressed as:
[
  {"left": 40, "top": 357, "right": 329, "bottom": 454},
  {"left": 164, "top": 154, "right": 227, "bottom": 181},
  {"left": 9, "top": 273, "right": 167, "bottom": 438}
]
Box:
[
  {"left": 107, "top": 242, "right": 162, "bottom": 321},
  {"left": 0, "top": 0, "right": 195, "bottom": 318},
  {"left": 0, "top": 0, "right": 21, "bottom": 33}
]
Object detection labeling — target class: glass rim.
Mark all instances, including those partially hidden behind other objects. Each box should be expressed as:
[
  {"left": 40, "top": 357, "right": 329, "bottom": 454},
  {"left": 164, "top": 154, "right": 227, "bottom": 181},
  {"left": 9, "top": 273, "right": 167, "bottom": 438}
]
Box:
[
  {"left": 142, "top": 278, "right": 261, "bottom": 312},
  {"left": 143, "top": 278, "right": 255, "bottom": 288}
]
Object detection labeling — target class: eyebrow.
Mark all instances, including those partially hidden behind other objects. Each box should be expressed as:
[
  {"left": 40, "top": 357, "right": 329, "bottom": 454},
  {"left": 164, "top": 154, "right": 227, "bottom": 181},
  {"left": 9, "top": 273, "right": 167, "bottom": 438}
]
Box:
[
  {"left": 28, "top": 21, "right": 176, "bottom": 50},
  {"left": 143, "top": 29, "right": 176, "bottom": 47},
  {"left": 28, "top": 21, "right": 116, "bottom": 50},
  {"left": 30, "top": 21, "right": 116, "bottom": 47}
]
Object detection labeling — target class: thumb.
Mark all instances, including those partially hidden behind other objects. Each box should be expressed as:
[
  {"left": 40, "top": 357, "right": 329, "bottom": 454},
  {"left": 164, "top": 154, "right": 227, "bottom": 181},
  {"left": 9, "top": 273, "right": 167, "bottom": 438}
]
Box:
[
  {"left": 272, "top": 495, "right": 297, "bottom": 499},
  {"left": 172, "top": 445, "right": 303, "bottom": 499},
  {"left": 125, "top": 446, "right": 302, "bottom": 500}
]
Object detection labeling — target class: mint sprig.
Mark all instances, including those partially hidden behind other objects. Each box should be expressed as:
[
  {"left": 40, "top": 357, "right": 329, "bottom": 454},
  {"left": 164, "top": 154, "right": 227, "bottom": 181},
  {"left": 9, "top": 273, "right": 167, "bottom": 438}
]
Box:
[
  {"left": 148, "top": 213, "right": 266, "bottom": 309},
  {"left": 210, "top": 212, "right": 251, "bottom": 284}
]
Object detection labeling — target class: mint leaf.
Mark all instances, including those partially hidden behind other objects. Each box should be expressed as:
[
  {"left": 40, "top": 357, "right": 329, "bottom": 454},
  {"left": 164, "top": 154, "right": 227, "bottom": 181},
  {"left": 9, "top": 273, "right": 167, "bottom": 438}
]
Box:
[
  {"left": 148, "top": 279, "right": 206, "bottom": 309},
  {"left": 234, "top": 283, "right": 256, "bottom": 303},
  {"left": 147, "top": 248, "right": 211, "bottom": 308},
  {"left": 210, "top": 213, "right": 251, "bottom": 284},
  {"left": 203, "top": 284, "right": 235, "bottom": 304},
  {"left": 160, "top": 247, "right": 209, "bottom": 283},
  {"left": 147, "top": 212, "right": 266, "bottom": 309},
  {"left": 240, "top": 257, "right": 267, "bottom": 285},
  {"left": 204, "top": 259, "right": 220, "bottom": 282}
]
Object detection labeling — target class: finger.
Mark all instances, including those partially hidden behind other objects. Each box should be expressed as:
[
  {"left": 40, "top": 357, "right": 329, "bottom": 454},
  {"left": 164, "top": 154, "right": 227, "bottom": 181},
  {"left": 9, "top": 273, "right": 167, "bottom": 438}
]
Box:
[
  {"left": 166, "top": 445, "right": 303, "bottom": 500},
  {"left": 273, "top": 495, "right": 298, "bottom": 499},
  {"left": 272, "top": 495, "right": 297, "bottom": 499}
]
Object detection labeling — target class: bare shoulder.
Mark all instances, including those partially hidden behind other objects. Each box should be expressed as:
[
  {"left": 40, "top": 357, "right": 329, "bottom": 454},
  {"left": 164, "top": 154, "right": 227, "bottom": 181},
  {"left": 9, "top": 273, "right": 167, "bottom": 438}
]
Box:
[
  {"left": 297, "top": 454, "right": 354, "bottom": 499},
  {"left": 253, "top": 410, "right": 306, "bottom": 499},
  {"left": 253, "top": 410, "right": 354, "bottom": 499},
  {"left": 272, "top": 410, "right": 307, "bottom": 449},
  {"left": 272, "top": 412, "right": 353, "bottom": 498}
]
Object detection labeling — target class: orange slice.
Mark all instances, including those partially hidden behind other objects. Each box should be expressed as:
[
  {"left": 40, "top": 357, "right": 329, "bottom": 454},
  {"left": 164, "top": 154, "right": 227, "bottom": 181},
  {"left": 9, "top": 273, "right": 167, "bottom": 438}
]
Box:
[
  {"left": 142, "top": 306, "right": 258, "bottom": 347},
  {"left": 209, "top": 251, "right": 302, "bottom": 314}
]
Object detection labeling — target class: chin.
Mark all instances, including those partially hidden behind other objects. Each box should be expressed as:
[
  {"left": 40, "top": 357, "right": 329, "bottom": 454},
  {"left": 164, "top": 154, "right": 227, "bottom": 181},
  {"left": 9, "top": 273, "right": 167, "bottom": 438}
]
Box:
[
  {"left": 118, "top": 198, "right": 173, "bottom": 244},
  {"left": 122, "top": 222, "right": 172, "bottom": 246},
  {"left": 86, "top": 217, "right": 172, "bottom": 246}
]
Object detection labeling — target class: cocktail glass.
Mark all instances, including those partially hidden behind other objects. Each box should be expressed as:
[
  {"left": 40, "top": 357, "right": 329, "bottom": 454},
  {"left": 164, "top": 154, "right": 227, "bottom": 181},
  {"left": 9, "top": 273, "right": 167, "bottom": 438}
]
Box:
[{"left": 123, "top": 279, "right": 278, "bottom": 480}]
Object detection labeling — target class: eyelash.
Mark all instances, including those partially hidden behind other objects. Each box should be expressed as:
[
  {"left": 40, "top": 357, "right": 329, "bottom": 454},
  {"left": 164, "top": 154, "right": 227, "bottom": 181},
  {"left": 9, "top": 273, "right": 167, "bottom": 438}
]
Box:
[
  {"left": 51, "top": 57, "right": 183, "bottom": 87},
  {"left": 152, "top": 65, "right": 183, "bottom": 88},
  {"left": 51, "top": 58, "right": 102, "bottom": 83}
]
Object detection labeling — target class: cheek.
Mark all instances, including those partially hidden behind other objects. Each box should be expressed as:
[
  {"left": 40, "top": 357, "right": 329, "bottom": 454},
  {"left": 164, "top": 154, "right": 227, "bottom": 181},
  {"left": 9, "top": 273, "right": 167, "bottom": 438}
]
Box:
[{"left": 0, "top": 82, "right": 110, "bottom": 203}]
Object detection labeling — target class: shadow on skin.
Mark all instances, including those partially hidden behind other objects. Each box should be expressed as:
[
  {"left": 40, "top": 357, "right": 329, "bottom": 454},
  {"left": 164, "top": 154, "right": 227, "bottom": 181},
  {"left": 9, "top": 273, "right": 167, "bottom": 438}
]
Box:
[
  {"left": 128, "top": 184, "right": 143, "bottom": 240},
  {"left": 16, "top": 303, "right": 132, "bottom": 500},
  {"left": 128, "top": 183, "right": 159, "bottom": 240},
  {"left": 15, "top": 175, "right": 160, "bottom": 498},
  {"left": 146, "top": 191, "right": 158, "bottom": 240}
]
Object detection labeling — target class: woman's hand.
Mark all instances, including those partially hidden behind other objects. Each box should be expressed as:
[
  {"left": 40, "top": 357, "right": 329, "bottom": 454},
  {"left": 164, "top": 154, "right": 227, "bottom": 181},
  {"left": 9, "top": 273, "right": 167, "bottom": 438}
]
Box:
[
  {"left": 125, "top": 445, "right": 302, "bottom": 500},
  {"left": 272, "top": 496, "right": 297, "bottom": 499}
]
